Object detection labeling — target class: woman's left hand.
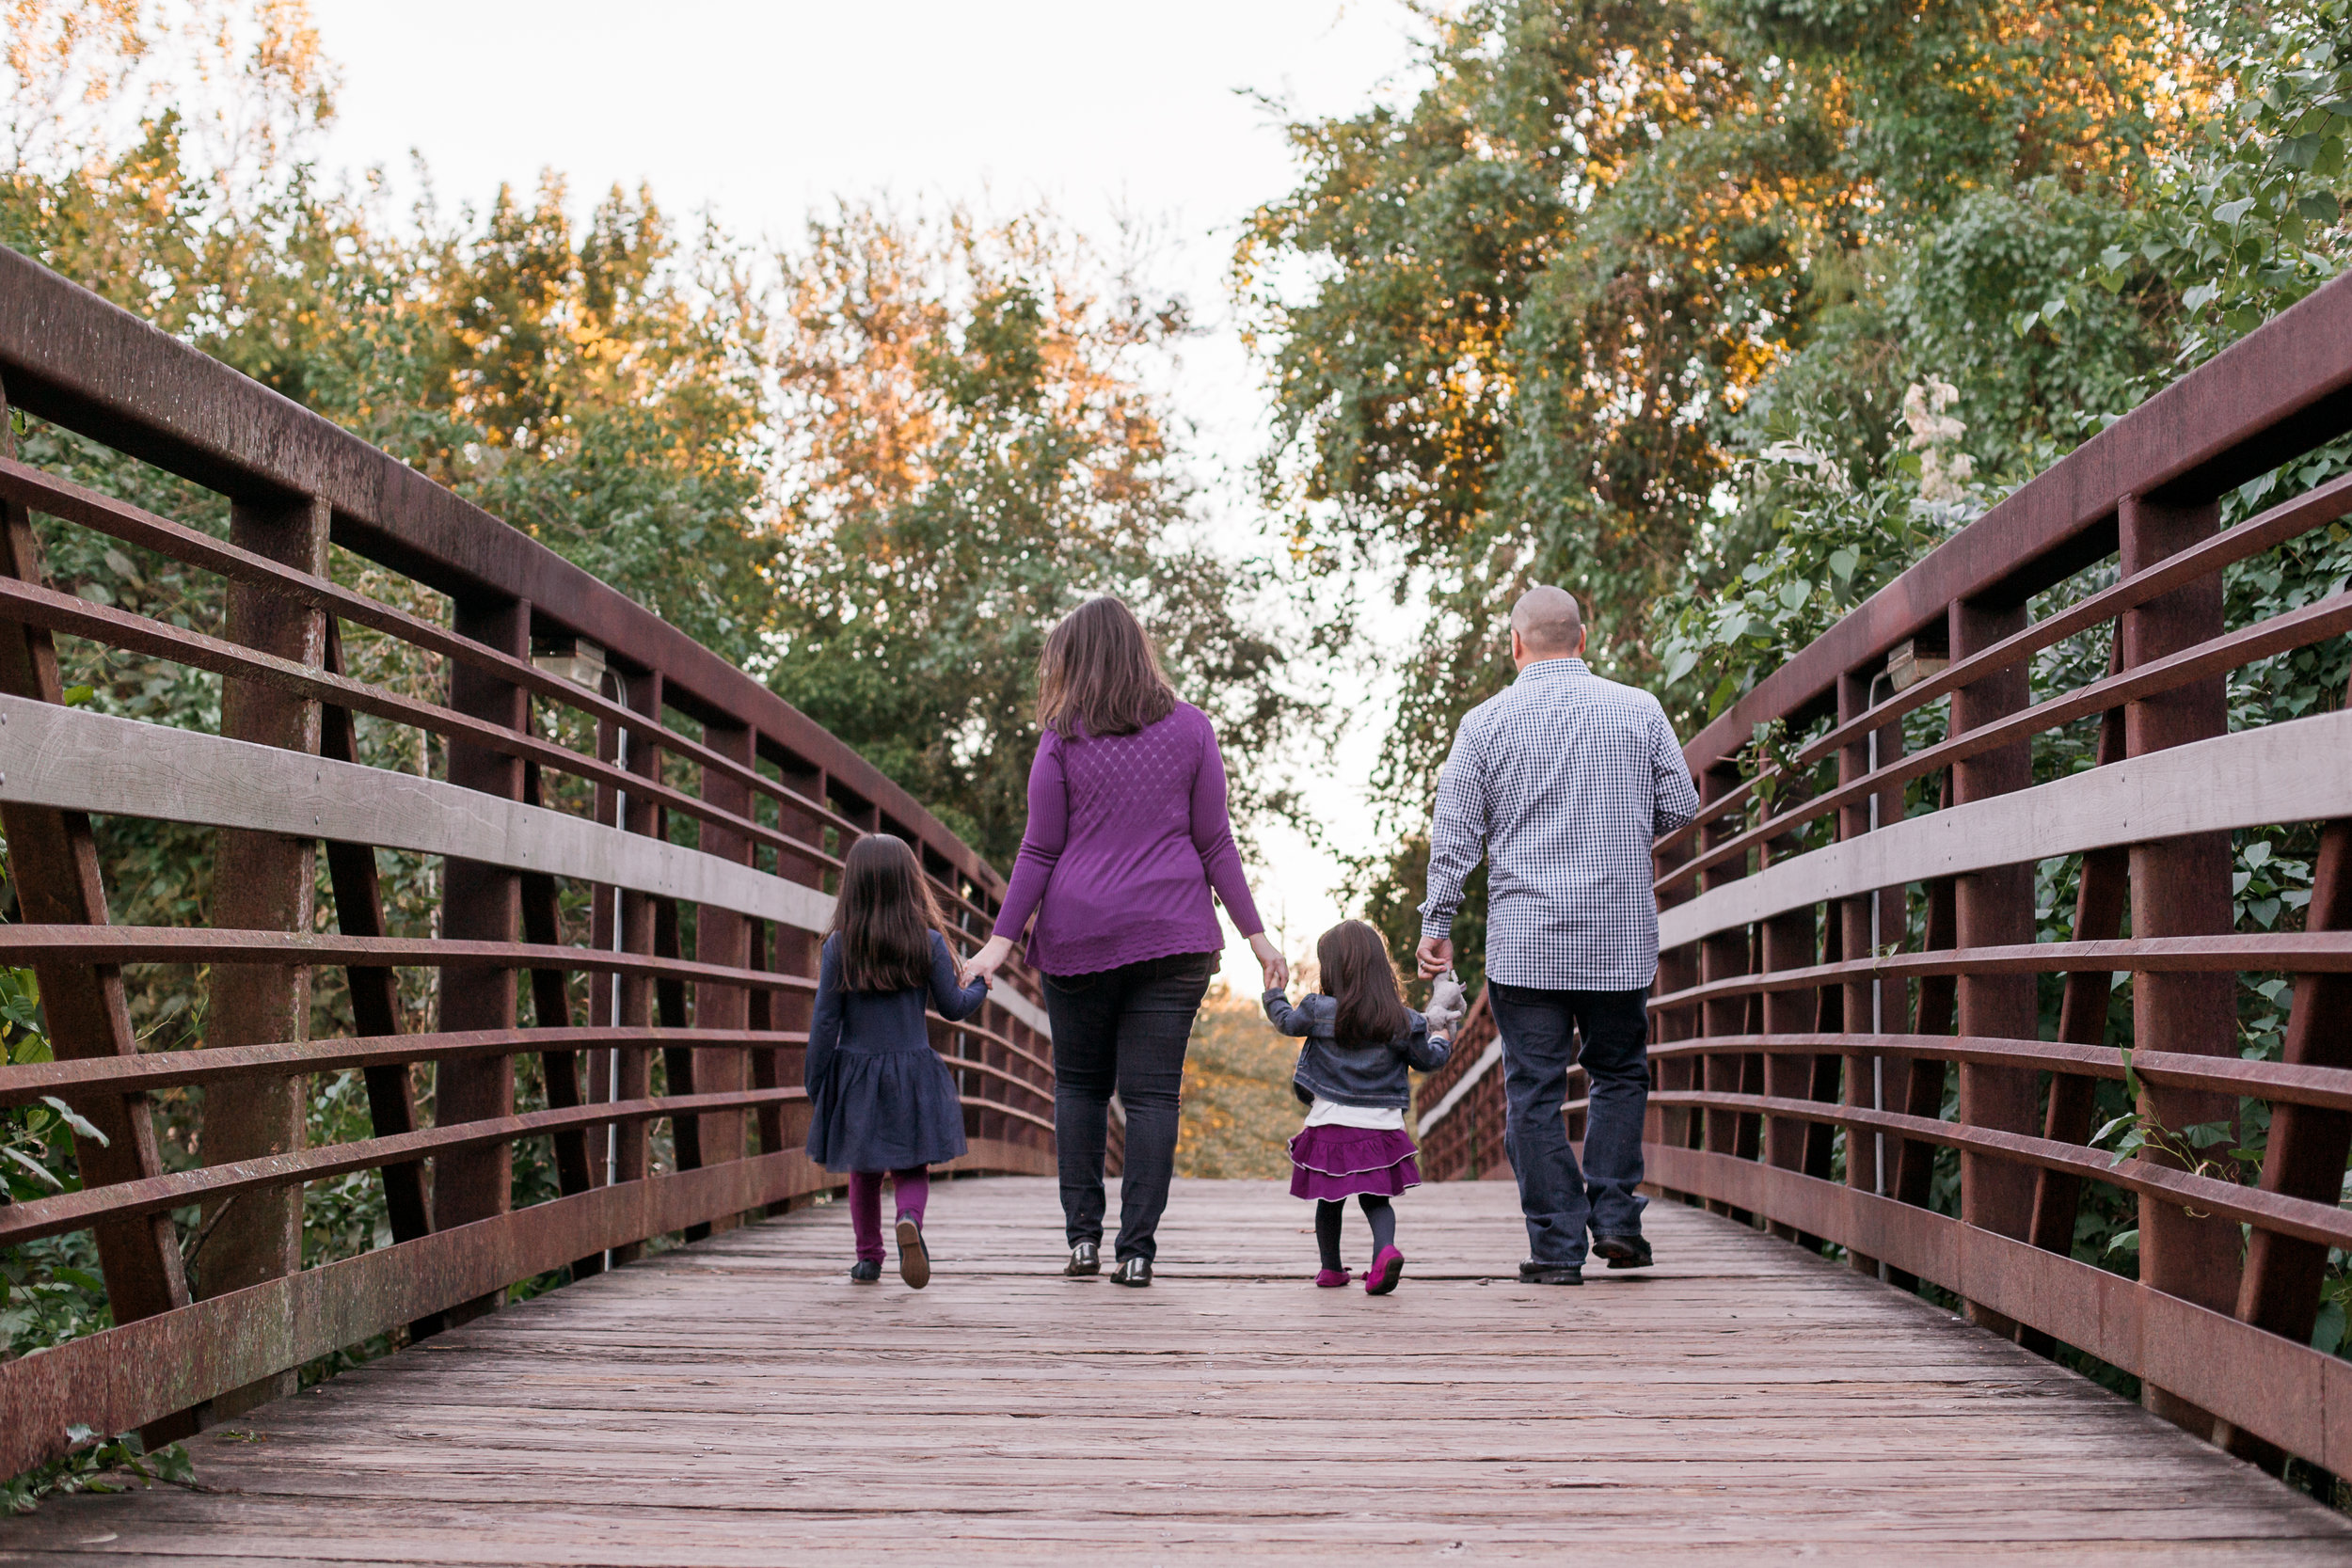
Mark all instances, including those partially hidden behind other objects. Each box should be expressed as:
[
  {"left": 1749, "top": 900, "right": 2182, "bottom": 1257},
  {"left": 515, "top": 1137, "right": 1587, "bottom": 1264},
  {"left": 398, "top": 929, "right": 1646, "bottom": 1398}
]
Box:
[
  {"left": 1248, "top": 932, "right": 1288, "bottom": 992},
  {"left": 961, "top": 934, "right": 1015, "bottom": 988}
]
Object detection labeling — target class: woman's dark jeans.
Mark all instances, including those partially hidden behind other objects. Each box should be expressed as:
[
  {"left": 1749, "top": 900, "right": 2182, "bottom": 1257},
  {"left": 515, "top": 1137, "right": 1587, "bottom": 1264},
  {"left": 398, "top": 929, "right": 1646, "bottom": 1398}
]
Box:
[{"left": 1042, "top": 950, "right": 1216, "bottom": 1263}]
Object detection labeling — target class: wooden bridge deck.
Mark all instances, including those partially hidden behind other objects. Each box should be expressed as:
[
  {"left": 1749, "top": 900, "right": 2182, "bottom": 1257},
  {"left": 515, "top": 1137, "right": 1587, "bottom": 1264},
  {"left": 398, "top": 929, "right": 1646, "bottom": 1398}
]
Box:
[{"left": 7, "top": 1178, "right": 2346, "bottom": 1564}]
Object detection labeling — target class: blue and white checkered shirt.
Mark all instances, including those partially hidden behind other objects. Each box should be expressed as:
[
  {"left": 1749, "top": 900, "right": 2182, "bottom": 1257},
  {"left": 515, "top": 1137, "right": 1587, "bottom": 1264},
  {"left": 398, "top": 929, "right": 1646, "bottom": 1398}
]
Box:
[{"left": 1420, "top": 657, "right": 1700, "bottom": 990}]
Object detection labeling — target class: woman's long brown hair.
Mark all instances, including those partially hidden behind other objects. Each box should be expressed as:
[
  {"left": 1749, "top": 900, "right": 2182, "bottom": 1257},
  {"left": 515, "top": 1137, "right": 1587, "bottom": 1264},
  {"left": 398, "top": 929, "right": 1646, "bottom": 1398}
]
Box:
[
  {"left": 1317, "top": 919, "right": 1409, "bottom": 1050},
  {"left": 1035, "top": 595, "right": 1178, "bottom": 739},
  {"left": 830, "top": 834, "right": 949, "bottom": 992}
]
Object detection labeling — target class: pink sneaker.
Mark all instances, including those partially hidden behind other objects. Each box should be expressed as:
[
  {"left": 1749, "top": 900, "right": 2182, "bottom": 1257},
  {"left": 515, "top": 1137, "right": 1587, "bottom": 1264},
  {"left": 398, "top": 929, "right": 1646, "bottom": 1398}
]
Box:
[
  {"left": 1314, "top": 1268, "right": 1352, "bottom": 1288},
  {"left": 1364, "top": 1245, "right": 1405, "bottom": 1296}
]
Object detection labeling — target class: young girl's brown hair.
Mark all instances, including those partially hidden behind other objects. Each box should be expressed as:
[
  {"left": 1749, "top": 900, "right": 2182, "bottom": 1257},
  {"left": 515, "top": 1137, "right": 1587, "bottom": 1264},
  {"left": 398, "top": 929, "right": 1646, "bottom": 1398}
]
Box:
[
  {"left": 1035, "top": 595, "right": 1178, "bottom": 739},
  {"left": 830, "top": 834, "right": 949, "bottom": 991},
  {"left": 1317, "top": 919, "right": 1409, "bottom": 1049}
]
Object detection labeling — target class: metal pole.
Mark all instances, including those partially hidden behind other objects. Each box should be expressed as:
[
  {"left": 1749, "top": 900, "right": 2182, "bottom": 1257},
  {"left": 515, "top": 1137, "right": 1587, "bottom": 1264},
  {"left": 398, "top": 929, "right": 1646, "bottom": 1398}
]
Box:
[
  {"left": 1867, "top": 670, "right": 1894, "bottom": 1283},
  {"left": 608, "top": 675, "right": 628, "bottom": 1205}
]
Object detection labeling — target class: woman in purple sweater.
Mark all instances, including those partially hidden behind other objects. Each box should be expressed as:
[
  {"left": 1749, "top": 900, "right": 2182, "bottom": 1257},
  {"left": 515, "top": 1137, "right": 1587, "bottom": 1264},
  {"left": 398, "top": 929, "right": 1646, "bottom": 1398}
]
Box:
[{"left": 963, "top": 597, "right": 1286, "bottom": 1287}]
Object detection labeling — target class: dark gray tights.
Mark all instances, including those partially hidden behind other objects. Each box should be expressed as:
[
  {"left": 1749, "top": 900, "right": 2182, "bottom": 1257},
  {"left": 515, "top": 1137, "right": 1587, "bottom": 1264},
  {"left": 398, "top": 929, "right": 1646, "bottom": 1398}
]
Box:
[{"left": 1315, "top": 1195, "right": 1396, "bottom": 1271}]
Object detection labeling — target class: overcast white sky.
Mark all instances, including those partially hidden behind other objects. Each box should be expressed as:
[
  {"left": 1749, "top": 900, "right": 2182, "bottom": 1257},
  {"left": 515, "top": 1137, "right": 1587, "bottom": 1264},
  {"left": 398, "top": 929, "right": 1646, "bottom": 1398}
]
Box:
[{"left": 305, "top": 0, "right": 1432, "bottom": 984}]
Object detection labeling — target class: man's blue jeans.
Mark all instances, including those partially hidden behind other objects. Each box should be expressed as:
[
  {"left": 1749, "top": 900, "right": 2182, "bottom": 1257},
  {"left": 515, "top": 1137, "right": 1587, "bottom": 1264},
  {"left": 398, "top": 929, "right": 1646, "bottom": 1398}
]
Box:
[{"left": 1486, "top": 983, "right": 1651, "bottom": 1265}]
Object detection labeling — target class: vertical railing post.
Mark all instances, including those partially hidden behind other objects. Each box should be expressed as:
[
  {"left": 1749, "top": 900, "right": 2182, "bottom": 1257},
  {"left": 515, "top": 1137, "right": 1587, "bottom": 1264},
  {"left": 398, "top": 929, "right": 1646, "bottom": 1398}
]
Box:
[
  {"left": 1759, "top": 804, "right": 1820, "bottom": 1244},
  {"left": 0, "top": 381, "right": 194, "bottom": 1446},
  {"left": 322, "top": 626, "right": 432, "bottom": 1254},
  {"left": 518, "top": 758, "right": 596, "bottom": 1221},
  {"left": 2018, "top": 677, "right": 2129, "bottom": 1356},
  {"left": 607, "top": 672, "right": 663, "bottom": 1265},
  {"left": 1836, "top": 668, "right": 1907, "bottom": 1275},
  {"left": 435, "top": 594, "right": 530, "bottom": 1324},
  {"left": 1947, "top": 595, "right": 2040, "bottom": 1333},
  {"left": 691, "top": 721, "right": 755, "bottom": 1236},
  {"left": 199, "top": 490, "right": 330, "bottom": 1415},
  {"left": 1698, "top": 764, "right": 1753, "bottom": 1220},
  {"left": 765, "top": 756, "right": 825, "bottom": 1212},
  {"left": 1650, "top": 834, "right": 1699, "bottom": 1174},
  {"left": 1887, "top": 856, "right": 1956, "bottom": 1297},
  {"left": 2225, "top": 745, "right": 2351, "bottom": 1465},
  {"left": 2119, "top": 492, "right": 2243, "bottom": 1434}
]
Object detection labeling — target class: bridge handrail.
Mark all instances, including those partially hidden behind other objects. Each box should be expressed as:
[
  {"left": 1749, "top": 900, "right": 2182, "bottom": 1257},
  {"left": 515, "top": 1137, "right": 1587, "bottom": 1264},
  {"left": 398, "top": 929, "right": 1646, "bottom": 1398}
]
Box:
[
  {"left": 0, "top": 248, "right": 1076, "bottom": 1480},
  {"left": 1420, "top": 265, "right": 2352, "bottom": 1480}
]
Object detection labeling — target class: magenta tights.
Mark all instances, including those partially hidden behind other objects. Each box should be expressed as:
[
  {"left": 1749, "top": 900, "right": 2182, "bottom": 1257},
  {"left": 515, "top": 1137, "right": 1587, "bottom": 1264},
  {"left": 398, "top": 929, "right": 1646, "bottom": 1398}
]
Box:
[{"left": 849, "top": 1166, "right": 930, "bottom": 1262}]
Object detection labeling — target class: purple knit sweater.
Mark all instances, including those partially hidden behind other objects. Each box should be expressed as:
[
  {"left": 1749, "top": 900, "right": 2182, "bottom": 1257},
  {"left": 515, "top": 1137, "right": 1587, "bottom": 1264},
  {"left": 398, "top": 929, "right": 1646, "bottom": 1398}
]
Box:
[{"left": 992, "top": 703, "right": 1264, "bottom": 976}]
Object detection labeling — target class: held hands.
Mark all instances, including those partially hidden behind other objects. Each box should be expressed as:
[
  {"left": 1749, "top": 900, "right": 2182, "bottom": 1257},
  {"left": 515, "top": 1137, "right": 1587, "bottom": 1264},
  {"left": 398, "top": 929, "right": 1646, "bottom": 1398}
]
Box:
[
  {"left": 1423, "top": 968, "right": 1468, "bottom": 1035},
  {"left": 1248, "top": 931, "right": 1290, "bottom": 992},
  {"left": 960, "top": 934, "right": 1015, "bottom": 990},
  {"left": 966, "top": 931, "right": 1290, "bottom": 990},
  {"left": 1415, "top": 935, "right": 1454, "bottom": 980}
]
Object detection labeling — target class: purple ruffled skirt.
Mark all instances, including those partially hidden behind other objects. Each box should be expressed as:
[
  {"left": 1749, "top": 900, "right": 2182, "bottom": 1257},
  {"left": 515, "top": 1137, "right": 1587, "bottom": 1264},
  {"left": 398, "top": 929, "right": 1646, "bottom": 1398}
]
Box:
[{"left": 1288, "top": 1124, "right": 1422, "bottom": 1201}]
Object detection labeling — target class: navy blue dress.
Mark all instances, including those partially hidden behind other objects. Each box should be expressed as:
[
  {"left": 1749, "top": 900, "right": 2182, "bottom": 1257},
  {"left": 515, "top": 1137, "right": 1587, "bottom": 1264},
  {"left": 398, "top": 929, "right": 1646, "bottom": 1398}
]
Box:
[{"left": 803, "top": 930, "right": 986, "bottom": 1174}]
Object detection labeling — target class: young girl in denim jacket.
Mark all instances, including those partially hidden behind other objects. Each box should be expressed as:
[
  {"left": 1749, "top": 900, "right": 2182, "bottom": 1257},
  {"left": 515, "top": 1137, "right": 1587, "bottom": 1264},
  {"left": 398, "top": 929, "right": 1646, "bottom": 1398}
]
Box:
[
  {"left": 804, "top": 834, "right": 989, "bottom": 1289},
  {"left": 1263, "top": 920, "right": 1452, "bottom": 1294}
]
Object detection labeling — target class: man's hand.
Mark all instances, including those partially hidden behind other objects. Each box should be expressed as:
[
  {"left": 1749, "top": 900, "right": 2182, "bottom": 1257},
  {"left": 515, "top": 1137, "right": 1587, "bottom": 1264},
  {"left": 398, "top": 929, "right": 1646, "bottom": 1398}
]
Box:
[{"left": 1415, "top": 935, "right": 1453, "bottom": 980}]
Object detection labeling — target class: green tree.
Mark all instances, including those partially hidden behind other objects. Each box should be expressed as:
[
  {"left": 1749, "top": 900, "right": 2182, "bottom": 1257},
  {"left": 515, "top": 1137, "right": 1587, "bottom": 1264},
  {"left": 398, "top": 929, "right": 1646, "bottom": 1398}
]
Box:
[
  {"left": 766, "top": 205, "right": 1306, "bottom": 862},
  {"left": 0, "top": 3, "right": 1303, "bottom": 1432},
  {"left": 1239, "top": 0, "right": 2217, "bottom": 958}
]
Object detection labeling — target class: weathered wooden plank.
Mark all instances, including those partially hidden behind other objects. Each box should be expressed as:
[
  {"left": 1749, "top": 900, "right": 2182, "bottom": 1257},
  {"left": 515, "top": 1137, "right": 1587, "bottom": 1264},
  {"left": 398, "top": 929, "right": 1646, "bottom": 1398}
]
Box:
[{"left": 13, "top": 1180, "right": 2344, "bottom": 1563}]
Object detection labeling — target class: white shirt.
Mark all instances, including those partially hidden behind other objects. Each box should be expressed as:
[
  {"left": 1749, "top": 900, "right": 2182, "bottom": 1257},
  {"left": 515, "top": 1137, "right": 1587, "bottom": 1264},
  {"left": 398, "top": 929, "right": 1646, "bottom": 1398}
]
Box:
[{"left": 1305, "top": 1097, "right": 1406, "bottom": 1132}]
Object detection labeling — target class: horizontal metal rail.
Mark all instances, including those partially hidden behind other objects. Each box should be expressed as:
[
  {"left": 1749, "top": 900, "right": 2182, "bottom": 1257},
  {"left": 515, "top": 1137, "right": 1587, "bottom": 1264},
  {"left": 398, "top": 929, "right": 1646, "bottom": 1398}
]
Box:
[
  {"left": 0, "top": 1025, "right": 803, "bottom": 1103},
  {"left": 0, "top": 246, "right": 1080, "bottom": 1480},
  {"left": 1651, "top": 932, "right": 2352, "bottom": 1010},
  {"left": 1647, "top": 1145, "right": 2352, "bottom": 1473},
  {"left": 1423, "top": 264, "right": 2352, "bottom": 1480},
  {"left": 1661, "top": 585, "right": 2352, "bottom": 895},
  {"left": 1655, "top": 467, "right": 2352, "bottom": 869},
  {"left": 1661, "top": 709, "right": 2352, "bottom": 947},
  {"left": 0, "top": 458, "right": 866, "bottom": 865}
]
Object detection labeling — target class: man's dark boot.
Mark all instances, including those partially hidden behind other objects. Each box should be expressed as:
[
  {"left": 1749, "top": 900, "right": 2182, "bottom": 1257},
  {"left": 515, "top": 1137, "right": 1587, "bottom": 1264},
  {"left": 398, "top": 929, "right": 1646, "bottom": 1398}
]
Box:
[
  {"left": 1519, "top": 1259, "right": 1583, "bottom": 1286},
  {"left": 1592, "top": 1234, "right": 1653, "bottom": 1270}
]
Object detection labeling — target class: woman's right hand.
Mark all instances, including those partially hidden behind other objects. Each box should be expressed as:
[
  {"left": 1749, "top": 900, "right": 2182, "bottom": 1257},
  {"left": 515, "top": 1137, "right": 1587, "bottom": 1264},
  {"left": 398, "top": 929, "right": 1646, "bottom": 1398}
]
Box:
[{"left": 961, "top": 934, "right": 1015, "bottom": 988}]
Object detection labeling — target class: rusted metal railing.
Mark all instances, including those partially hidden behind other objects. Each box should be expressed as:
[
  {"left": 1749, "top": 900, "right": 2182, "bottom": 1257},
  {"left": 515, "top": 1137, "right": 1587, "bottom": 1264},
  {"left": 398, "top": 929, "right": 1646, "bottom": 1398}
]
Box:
[
  {"left": 1419, "top": 265, "right": 2352, "bottom": 1474},
  {"left": 0, "top": 249, "right": 1069, "bottom": 1479}
]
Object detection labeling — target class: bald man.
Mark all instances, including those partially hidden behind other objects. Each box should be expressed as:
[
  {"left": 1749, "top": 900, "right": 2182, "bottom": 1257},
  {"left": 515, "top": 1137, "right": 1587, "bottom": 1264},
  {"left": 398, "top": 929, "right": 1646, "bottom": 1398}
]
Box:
[{"left": 1417, "top": 586, "right": 1698, "bottom": 1284}]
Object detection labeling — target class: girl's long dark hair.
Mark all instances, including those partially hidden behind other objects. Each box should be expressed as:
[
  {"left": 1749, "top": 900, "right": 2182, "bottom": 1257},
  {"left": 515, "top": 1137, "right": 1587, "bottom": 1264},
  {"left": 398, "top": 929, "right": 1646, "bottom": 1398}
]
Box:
[
  {"left": 1035, "top": 595, "right": 1178, "bottom": 739},
  {"left": 1317, "top": 919, "right": 1409, "bottom": 1049},
  {"left": 830, "top": 834, "right": 948, "bottom": 992}
]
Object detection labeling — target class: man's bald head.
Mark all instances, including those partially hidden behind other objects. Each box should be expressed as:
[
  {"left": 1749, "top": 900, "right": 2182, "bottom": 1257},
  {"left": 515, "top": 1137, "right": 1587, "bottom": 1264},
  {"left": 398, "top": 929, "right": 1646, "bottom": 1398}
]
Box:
[{"left": 1511, "top": 585, "right": 1585, "bottom": 658}]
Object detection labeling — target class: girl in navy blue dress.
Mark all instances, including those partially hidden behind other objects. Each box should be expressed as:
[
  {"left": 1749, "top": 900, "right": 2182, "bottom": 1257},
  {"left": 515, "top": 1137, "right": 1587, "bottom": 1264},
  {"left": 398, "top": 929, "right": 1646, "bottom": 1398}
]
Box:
[{"left": 804, "top": 834, "right": 989, "bottom": 1288}]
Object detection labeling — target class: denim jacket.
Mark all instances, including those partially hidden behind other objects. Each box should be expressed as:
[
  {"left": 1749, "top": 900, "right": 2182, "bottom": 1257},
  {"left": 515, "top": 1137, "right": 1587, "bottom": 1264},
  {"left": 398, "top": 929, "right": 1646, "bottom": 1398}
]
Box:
[{"left": 1263, "top": 990, "right": 1452, "bottom": 1110}]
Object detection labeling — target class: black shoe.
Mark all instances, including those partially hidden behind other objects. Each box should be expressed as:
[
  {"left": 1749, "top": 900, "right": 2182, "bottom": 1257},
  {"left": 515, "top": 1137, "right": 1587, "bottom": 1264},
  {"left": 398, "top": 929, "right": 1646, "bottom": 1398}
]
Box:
[
  {"left": 1521, "top": 1260, "right": 1583, "bottom": 1286},
  {"left": 1592, "top": 1234, "right": 1653, "bottom": 1270},
  {"left": 896, "top": 1216, "right": 930, "bottom": 1290},
  {"left": 1065, "top": 1241, "right": 1101, "bottom": 1277},
  {"left": 1110, "top": 1256, "right": 1152, "bottom": 1288},
  {"left": 849, "top": 1259, "right": 882, "bottom": 1283}
]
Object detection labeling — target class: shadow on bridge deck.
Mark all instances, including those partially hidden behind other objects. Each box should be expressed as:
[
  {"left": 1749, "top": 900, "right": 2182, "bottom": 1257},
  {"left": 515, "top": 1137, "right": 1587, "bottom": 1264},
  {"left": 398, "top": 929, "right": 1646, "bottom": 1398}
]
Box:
[{"left": 7, "top": 1178, "right": 2345, "bottom": 1564}]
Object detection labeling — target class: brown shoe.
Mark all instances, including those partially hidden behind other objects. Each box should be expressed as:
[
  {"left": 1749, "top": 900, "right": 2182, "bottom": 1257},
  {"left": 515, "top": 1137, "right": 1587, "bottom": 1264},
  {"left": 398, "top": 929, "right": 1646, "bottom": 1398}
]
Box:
[{"left": 895, "top": 1216, "right": 930, "bottom": 1290}]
